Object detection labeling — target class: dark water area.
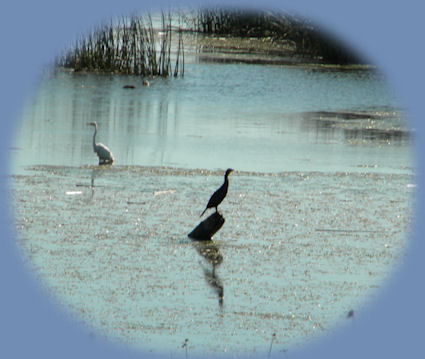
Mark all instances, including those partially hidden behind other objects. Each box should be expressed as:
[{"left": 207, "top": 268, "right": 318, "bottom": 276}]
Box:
[{"left": 10, "top": 54, "right": 414, "bottom": 355}]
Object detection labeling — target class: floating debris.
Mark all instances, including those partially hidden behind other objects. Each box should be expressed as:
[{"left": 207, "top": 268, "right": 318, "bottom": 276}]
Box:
[
  {"left": 127, "top": 201, "right": 146, "bottom": 205},
  {"left": 65, "top": 191, "right": 83, "bottom": 195},
  {"left": 154, "top": 189, "right": 176, "bottom": 196}
]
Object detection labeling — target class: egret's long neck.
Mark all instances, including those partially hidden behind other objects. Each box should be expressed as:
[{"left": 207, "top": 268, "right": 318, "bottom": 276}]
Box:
[{"left": 92, "top": 126, "right": 97, "bottom": 150}]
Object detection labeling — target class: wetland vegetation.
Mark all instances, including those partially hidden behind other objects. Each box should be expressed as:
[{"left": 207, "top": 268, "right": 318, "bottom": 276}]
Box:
[
  {"left": 56, "top": 12, "right": 184, "bottom": 77},
  {"left": 187, "top": 8, "right": 364, "bottom": 65},
  {"left": 56, "top": 7, "right": 366, "bottom": 77}
]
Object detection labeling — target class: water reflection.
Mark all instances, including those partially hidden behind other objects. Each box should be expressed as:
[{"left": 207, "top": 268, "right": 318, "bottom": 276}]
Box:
[
  {"left": 193, "top": 239, "right": 224, "bottom": 308},
  {"left": 188, "top": 212, "right": 226, "bottom": 308},
  {"left": 12, "top": 65, "right": 411, "bottom": 175},
  {"left": 299, "top": 110, "right": 410, "bottom": 145},
  {"left": 344, "top": 127, "right": 409, "bottom": 144},
  {"left": 76, "top": 167, "right": 106, "bottom": 203},
  {"left": 88, "top": 170, "right": 95, "bottom": 201}
]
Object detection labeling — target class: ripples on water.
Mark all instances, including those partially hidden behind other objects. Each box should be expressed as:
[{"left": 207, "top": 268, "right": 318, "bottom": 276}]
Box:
[
  {"left": 12, "top": 165, "right": 413, "bottom": 354},
  {"left": 9, "top": 51, "right": 415, "bottom": 355},
  {"left": 11, "top": 63, "right": 412, "bottom": 174}
]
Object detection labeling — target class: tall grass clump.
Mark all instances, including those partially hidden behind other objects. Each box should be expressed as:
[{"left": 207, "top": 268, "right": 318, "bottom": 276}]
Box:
[
  {"left": 191, "top": 8, "right": 364, "bottom": 65},
  {"left": 57, "top": 12, "right": 184, "bottom": 77}
]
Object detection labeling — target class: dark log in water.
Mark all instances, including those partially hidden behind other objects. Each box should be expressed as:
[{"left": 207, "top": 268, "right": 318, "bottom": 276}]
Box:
[{"left": 188, "top": 212, "right": 225, "bottom": 240}]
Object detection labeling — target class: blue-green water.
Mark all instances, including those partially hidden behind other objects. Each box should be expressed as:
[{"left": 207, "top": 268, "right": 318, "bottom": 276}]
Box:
[
  {"left": 10, "top": 59, "right": 414, "bottom": 356},
  {"left": 11, "top": 63, "right": 411, "bottom": 174}
]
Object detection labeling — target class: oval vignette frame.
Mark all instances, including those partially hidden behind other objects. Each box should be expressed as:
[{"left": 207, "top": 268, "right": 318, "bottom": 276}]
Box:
[{"left": 0, "top": 1, "right": 424, "bottom": 359}]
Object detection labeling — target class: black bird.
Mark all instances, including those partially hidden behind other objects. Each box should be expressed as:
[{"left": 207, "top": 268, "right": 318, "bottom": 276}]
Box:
[{"left": 200, "top": 168, "right": 233, "bottom": 217}]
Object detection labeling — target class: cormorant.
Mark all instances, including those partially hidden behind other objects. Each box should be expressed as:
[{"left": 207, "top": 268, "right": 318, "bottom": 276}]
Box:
[{"left": 200, "top": 168, "right": 233, "bottom": 217}]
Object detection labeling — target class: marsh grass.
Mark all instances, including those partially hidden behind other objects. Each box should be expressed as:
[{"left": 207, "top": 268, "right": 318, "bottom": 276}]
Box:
[
  {"left": 189, "top": 8, "right": 364, "bottom": 65},
  {"left": 57, "top": 12, "right": 184, "bottom": 77}
]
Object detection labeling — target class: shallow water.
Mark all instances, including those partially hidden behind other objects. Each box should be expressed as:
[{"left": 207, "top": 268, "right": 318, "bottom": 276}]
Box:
[
  {"left": 12, "top": 166, "right": 413, "bottom": 355},
  {"left": 11, "top": 63, "right": 411, "bottom": 174},
  {"left": 10, "top": 56, "right": 414, "bottom": 356}
]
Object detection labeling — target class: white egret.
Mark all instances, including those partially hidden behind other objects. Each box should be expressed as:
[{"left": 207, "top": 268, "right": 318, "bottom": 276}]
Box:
[{"left": 87, "top": 121, "right": 114, "bottom": 165}]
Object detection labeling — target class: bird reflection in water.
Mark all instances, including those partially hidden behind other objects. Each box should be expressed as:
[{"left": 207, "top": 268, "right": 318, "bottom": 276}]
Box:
[
  {"left": 192, "top": 238, "right": 224, "bottom": 308},
  {"left": 76, "top": 168, "right": 102, "bottom": 203},
  {"left": 76, "top": 166, "right": 112, "bottom": 203},
  {"left": 189, "top": 212, "right": 225, "bottom": 308},
  {"left": 88, "top": 168, "right": 101, "bottom": 201}
]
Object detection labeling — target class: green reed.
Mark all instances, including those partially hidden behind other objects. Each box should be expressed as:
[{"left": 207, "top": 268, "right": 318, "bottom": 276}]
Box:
[{"left": 56, "top": 12, "right": 184, "bottom": 77}]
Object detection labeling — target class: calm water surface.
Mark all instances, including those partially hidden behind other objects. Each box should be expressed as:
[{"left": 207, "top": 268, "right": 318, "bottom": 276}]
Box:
[
  {"left": 11, "top": 63, "right": 411, "bottom": 174},
  {"left": 10, "top": 59, "right": 414, "bottom": 356}
]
